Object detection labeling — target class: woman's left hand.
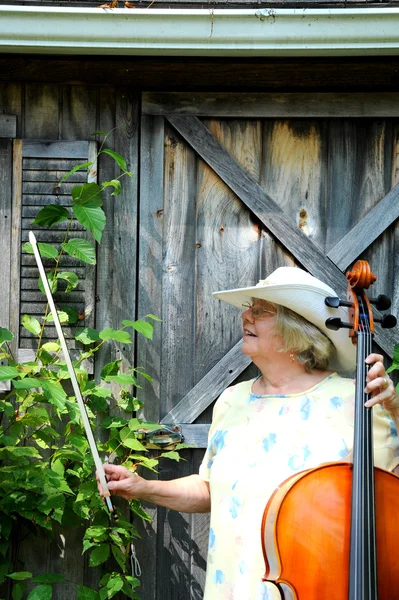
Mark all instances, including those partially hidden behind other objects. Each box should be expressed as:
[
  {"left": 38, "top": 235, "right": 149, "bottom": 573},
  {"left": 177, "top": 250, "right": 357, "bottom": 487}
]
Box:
[{"left": 364, "top": 353, "right": 399, "bottom": 413}]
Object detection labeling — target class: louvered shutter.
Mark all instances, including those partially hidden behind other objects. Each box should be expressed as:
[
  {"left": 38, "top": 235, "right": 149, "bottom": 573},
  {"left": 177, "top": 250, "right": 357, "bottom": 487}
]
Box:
[{"left": 9, "top": 140, "right": 97, "bottom": 365}]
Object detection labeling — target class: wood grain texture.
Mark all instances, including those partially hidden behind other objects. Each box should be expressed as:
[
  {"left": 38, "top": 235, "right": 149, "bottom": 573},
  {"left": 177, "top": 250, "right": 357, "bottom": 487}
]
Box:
[
  {"left": 144, "top": 92, "right": 399, "bottom": 118},
  {"left": 166, "top": 114, "right": 397, "bottom": 358},
  {"left": 261, "top": 119, "right": 327, "bottom": 252},
  {"left": 24, "top": 84, "right": 59, "bottom": 139},
  {"left": 0, "top": 114, "right": 16, "bottom": 138},
  {"left": 0, "top": 138, "right": 12, "bottom": 392}
]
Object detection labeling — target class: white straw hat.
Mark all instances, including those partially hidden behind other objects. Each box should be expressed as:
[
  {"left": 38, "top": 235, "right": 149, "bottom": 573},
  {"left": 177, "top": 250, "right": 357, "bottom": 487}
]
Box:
[{"left": 213, "top": 266, "right": 356, "bottom": 374}]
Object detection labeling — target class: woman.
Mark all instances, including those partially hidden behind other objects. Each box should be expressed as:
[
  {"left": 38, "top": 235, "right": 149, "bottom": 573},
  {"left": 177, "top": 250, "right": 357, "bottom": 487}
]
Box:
[{"left": 98, "top": 267, "right": 399, "bottom": 600}]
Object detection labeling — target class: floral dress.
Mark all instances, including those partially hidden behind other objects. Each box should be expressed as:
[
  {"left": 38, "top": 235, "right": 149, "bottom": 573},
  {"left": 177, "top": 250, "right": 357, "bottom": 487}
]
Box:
[{"left": 199, "top": 374, "right": 399, "bottom": 600}]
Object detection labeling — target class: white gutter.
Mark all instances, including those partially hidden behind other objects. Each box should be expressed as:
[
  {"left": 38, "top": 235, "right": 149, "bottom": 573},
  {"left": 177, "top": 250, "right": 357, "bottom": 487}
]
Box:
[{"left": 0, "top": 6, "right": 399, "bottom": 56}]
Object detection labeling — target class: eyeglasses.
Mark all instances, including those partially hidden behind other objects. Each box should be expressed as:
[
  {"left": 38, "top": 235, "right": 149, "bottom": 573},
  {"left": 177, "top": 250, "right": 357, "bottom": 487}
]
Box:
[{"left": 242, "top": 302, "right": 276, "bottom": 318}]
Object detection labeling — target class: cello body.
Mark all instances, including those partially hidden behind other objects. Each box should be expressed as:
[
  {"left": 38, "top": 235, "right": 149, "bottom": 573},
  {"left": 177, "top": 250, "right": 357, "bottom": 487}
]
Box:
[{"left": 261, "top": 462, "right": 399, "bottom": 599}]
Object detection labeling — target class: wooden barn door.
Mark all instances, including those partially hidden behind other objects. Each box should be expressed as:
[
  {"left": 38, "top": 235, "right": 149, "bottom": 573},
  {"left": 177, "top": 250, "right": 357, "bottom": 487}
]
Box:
[{"left": 136, "top": 93, "right": 399, "bottom": 600}]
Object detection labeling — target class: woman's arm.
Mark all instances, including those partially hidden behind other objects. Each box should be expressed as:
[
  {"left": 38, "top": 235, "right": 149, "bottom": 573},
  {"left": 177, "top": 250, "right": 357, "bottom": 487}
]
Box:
[{"left": 98, "top": 464, "right": 211, "bottom": 513}]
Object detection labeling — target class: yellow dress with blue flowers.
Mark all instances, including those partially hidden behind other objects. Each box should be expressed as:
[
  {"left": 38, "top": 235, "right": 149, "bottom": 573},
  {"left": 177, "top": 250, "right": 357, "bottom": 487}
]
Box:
[{"left": 199, "top": 373, "right": 399, "bottom": 600}]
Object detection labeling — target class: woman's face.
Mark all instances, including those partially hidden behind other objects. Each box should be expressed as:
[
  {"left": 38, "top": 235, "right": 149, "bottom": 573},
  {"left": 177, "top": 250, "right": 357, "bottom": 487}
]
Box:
[{"left": 241, "top": 299, "right": 282, "bottom": 359}]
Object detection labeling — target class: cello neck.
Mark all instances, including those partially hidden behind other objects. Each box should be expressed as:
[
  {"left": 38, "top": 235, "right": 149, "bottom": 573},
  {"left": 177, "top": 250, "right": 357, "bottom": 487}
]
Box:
[{"left": 348, "top": 302, "right": 378, "bottom": 600}]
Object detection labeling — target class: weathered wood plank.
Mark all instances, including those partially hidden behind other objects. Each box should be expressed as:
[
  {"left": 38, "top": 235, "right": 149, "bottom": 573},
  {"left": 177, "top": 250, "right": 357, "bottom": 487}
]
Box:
[
  {"left": 161, "top": 341, "right": 251, "bottom": 425},
  {"left": 261, "top": 119, "right": 328, "bottom": 251},
  {"left": 22, "top": 140, "right": 89, "bottom": 159},
  {"left": 161, "top": 122, "right": 197, "bottom": 417},
  {"left": 24, "top": 84, "right": 59, "bottom": 139},
  {"left": 195, "top": 119, "right": 262, "bottom": 391},
  {"left": 0, "top": 138, "right": 12, "bottom": 392},
  {"left": 144, "top": 92, "right": 399, "bottom": 118},
  {"left": 0, "top": 114, "right": 16, "bottom": 138},
  {"left": 166, "top": 114, "right": 397, "bottom": 358},
  {"left": 61, "top": 85, "right": 97, "bottom": 140},
  {"left": 327, "top": 182, "right": 399, "bottom": 271},
  {"left": 9, "top": 139, "right": 23, "bottom": 357},
  {"left": 135, "top": 115, "right": 165, "bottom": 600}
]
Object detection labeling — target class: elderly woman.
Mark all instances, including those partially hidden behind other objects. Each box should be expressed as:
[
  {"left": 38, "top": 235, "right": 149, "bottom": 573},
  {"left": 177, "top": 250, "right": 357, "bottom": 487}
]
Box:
[{"left": 98, "top": 267, "right": 399, "bottom": 600}]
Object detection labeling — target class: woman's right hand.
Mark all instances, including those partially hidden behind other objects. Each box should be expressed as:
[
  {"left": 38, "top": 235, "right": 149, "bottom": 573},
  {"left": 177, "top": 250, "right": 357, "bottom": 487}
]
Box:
[{"left": 97, "top": 463, "right": 144, "bottom": 501}]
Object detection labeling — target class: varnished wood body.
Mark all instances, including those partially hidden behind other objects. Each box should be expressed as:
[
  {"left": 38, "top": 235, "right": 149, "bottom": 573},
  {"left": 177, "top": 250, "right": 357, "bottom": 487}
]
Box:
[{"left": 261, "top": 463, "right": 399, "bottom": 599}]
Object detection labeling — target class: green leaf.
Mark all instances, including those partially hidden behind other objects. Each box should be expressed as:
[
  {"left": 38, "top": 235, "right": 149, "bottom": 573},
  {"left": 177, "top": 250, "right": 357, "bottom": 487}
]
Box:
[
  {"left": 105, "top": 576, "right": 124, "bottom": 597},
  {"left": 57, "top": 271, "right": 79, "bottom": 292},
  {"left": 101, "top": 149, "right": 128, "bottom": 172},
  {"left": 0, "top": 446, "right": 41, "bottom": 459},
  {"left": 105, "top": 373, "right": 135, "bottom": 385},
  {"left": 46, "top": 310, "right": 68, "bottom": 324},
  {"left": 6, "top": 572, "right": 32, "bottom": 581},
  {"left": 72, "top": 182, "right": 103, "bottom": 207},
  {"left": 38, "top": 272, "right": 58, "bottom": 295},
  {"left": 102, "top": 179, "right": 121, "bottom": 196},
  {"left": 75, "top": 328, "right": 101, "bottom": 345},
  {"left": 27, "top": 584, "right": 53, "bottom": 600},
  {"left": 99, "top": 329, "right": 132, "bottom": 344},
  {"left": 129, "top": 499, "right": 152, "bottom": 521},
  {"left": 100, "top": 360, "right": 121, "bottom": 379},
  {"left": 23, "top": 242, "right": 59, "bottom": 260},
  {"left": 32, "top": 574, "right": 64, "bottom": 584},
  {"left": 21, "top": 315, "right": 42, "bottom": 336},
  {"left": 11, "top": 377, "right": 42, "bottom": 390},
  {"left": 32, "top": 205, "right": 70, "bottom": 227},
  {"left": 12, "top": 582, "right": 24, "bottom": 600},
  {"left": 62, "top": 239, "right": 96, "bottom": 265},
  {"left": 41, "top": 380, "right": 67, "bottom": 410},
  {"left": 0, "top": 366, "right": 19, "bottom": 381},
  {"left": 146, "top": 313, "right": 162, "bottom": 322},
  {"left": 89, "top": 544, "right": 110, "bottom": 567},
  {"left": 0, "top": 327, "right": 14, "bottom": 345},
  {"left": 119, "top": 428, "right": 147, "bottom": 451},
  {"left": 59, "top": 161, "right": 93, "bottom": 184},
  {"left": 58, "top": 305, "right": 79, "bottom": 324},
  {"left": 72, "top": 204, "right": 106, "bottom": 244},
  {"left": 122, "top": 320, "right": 153, "bottom": 340},
  {"left": 161, "top": 450, "right": 182, "bottom": 462},
  {"left": 41, "top": 342, "right": 60, "bottom": 352},
  {"left": 77, "top": 585, "right": 100, "bottom": 600},
  {"left": 111, "top": 545, "right": 126, "bottom": 571},
  {"left": 387, "top": 343, "right": 399, "bottom": 374}
]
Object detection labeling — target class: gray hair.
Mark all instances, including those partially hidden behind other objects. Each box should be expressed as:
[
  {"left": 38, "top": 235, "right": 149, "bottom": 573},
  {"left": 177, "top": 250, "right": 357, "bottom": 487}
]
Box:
[{"left": 274, "top": 304, "right": 334, "bottom": 372}]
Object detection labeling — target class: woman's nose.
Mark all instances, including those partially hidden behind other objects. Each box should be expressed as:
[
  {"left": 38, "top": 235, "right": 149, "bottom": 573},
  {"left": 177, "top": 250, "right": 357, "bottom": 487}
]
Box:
[{"left": 242, "top": 308, "right": 254, "bottom": 323}]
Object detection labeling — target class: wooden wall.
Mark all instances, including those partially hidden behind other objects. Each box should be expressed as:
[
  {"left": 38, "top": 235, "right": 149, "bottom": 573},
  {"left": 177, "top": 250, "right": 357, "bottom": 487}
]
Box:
[{"left": 1, "top": 64, "right": 399, "bottom": 599}]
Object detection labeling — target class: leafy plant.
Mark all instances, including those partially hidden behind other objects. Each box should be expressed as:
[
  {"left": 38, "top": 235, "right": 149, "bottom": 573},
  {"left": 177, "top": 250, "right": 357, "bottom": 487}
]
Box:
[
  {"left": 387, "top": 343, "right": 399, "bottom": 392},
  {"left": 0, "top": 135, "right": 182, "bottom": 599}
]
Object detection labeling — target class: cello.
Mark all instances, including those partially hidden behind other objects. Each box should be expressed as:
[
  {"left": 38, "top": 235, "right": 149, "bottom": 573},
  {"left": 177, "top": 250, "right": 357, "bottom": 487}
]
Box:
[{"left": 261, "top": 260, "right": 399, "bottom": 600}]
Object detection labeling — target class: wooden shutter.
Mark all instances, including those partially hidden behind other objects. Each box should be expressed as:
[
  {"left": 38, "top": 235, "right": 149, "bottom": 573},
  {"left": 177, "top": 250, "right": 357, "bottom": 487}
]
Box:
[{"left": 9, "top": 140, "right": 97, "bottom": 364}]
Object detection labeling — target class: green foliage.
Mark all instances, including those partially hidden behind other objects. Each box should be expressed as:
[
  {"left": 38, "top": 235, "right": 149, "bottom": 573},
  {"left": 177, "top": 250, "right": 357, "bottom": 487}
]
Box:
[
  {"left": 0, "top": 136, "right": 173, "bottom": 599},
  {"left": 387, "top": 343, "right": 399, "bottom": 392}
]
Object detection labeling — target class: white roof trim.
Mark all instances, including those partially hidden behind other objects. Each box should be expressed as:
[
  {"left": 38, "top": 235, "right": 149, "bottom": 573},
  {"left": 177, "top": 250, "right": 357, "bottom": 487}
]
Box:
[{"left": 1, "top": 6, "right": 399, "bottom": 56}]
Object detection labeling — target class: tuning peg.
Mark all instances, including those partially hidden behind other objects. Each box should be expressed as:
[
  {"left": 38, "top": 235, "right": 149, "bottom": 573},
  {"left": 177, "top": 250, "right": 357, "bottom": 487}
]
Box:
[
  {"left": 368, "top": 294, "right": 392, "bottom": 311},
  {"left": 325, "top": 317, "right": 353, "bottom": 331},
  {"left": 325, "top": 297, "right": 353, "bottom": 309},
  {"left": 374, "top": 314, "right": 397, "bottom": 329}
]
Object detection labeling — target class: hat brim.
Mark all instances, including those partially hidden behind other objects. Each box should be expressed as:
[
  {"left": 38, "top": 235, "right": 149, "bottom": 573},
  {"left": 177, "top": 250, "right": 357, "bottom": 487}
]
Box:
[{"left": 213, "top": 281, "right": 356, "bottom": 374}]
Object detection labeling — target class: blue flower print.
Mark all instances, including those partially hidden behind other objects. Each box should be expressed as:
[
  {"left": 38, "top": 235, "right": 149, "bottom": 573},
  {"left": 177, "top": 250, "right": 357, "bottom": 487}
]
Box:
[
  {"left": 207, "top": 429, "right": 228, "bottom": 468},
  {"left": 239, "top": 560, "right": 247, "bottom": 574},
  {"left": 288, "top": 445, "right": 311, "bottom": 471},
  {"left": 262, "top": 433, "right": 277, "bottom": 453},
  {"left": 300, "top": 397, "right": 311, "bottom": 420},
  {"left": 209, "top": 528, "right": 216, "bottom": 551},
  {"left": 229, "top": 495, "right": 242, "bottom": 519},
  {"left": 330, "top": 396, "right": 343, "bottom": 409},
  {"left": 214, "top": 570, "right": 225, "bottom": 584},
  {"left": 257, "top": 582, "right": 274, "bottom": 599},
  {"left": 338, "top": 438, "right": 349, "bottom": 458}
]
